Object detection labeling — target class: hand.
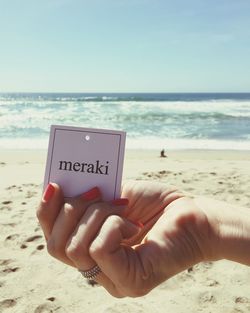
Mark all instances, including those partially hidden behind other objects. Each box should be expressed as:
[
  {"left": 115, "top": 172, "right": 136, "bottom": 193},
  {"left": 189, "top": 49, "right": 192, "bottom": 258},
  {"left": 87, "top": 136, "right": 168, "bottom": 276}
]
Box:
[{"left": 37, "top": 181, "right": 216, "bottom": 297}]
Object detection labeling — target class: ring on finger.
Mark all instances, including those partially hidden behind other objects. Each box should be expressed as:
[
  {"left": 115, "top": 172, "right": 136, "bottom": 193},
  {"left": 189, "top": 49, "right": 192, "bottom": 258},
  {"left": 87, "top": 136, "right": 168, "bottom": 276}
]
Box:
[{"left": 78, "top": 264, "right": 102, "bottom": 281}]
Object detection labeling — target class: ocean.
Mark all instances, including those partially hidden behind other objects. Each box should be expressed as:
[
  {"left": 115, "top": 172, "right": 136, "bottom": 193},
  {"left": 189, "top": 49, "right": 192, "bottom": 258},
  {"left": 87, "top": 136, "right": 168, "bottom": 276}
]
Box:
[{"left": 0, "top": 93, "right": 250, "bottom": 150}]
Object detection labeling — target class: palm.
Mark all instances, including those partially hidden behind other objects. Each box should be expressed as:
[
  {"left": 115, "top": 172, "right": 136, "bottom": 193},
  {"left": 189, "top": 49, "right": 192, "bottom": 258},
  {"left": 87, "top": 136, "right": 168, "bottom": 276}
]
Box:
[
  {"left": 108, "top": 182, "right": 209, "bottom": 296},
  {"left": 121, "top": 180, "right": 184, "bottom": 229}
]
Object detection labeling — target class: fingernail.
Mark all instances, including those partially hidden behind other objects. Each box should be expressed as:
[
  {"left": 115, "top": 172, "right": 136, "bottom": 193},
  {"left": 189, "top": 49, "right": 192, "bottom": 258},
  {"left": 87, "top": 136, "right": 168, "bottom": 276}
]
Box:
[
  {"left": 112, "top": 198, "right": 129, "bottom": 206},
  {"left": 130, "top": 220, "right": 144, "bottom": 228},
  {"left": 43, "top": 183, "right": 55, "bottom": 202},
  {"left": 82, "top": 187, "right": 100, "bottom": 201}
]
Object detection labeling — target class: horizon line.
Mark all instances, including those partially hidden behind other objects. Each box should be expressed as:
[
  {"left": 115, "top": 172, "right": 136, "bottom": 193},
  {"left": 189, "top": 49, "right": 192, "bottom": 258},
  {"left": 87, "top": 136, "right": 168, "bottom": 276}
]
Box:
[{"left": 1, "top": 91, "right": 250, "bottom": 94}]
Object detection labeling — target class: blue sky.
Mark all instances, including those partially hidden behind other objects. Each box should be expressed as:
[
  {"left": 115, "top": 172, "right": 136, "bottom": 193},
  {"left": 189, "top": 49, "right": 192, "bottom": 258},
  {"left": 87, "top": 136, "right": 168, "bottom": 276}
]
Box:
[{"left": 0, "top": 0, "right": 250, "bottom": 92}]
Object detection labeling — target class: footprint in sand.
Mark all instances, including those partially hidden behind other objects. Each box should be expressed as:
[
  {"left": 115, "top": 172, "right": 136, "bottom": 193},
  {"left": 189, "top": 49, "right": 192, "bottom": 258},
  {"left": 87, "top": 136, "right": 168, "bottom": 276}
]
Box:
[
  {"left": 196, "top": 261, "right": 214, "bottom": 271},
  {"left": 25, "top": 235, "right": 43, "bottom": 242},
  {"left": 34, "top": 301, "right": 62, "bottom": 313},
  {"left": 0, "top": 200, "right": 13, "bottom": 211},
  {"left": 5, "top": 233, "right": 44, "bottom": 252},
  {"left": 0, "top": 299, "right": 17, "bottom": 310},
  {"left": 0, "top": 259, "right": 13, "bottom": 266},
  {"left": 142, "top": 170, "right": 172, "bottom": 180},
  {"left": 1, "top": 222, "right": 16, "bottom": 228},
  {"left": 2, "top": 267, "right": 20, "bottom": 274},
  {"left": 0, "top": 259, "right": 19, "bottom": 276},
  {"left": 204, "top": 278, "right": 220, "bottom": 287},
  {"left": 1, "top": 200, "right": 12, "bottom": 205},
  {"left": 17, "top": 183, "right": 40, "bottom": 199},
  {"left": 182, "top": 179, "right": 191, "bottom": 183},
  {"left": 20, "top": 234, "right": 45, "bottom": 253},
  {"left": 20, "top": 243, "right": 28, "bottom": 249},
  {"left": 36, "top": 244, "right": 45, "bottom": 251},
  {"left": 46, "top": 297, "right": 56, "bottom": 302},
  {"left": 5, "top": 185, "right": 17, "bottom": 190},
  {"left": 25, "top": 190, "right": 38, "bottom": 198},
  {"left": 235, "top": 297, "right": 250, "bottom": 304},
  {"left": 210, "top": 172, "right": 217, "bottom": 176},
  {"left": 4, "top": 234, "right": 20, "bottom": 247},
  {"left": 5, "top": 185, "right": 23, "bottom": 193},
  {"left": 23, "top": 183, "right": 38, "bottom": 187},
  {"left": 198, "top": 291, "right": 217, "bottom": 306},
  {"left": 0, "top": 206, "right": 12, "bottom": 211},
  {"left": 5, "top": 233, "right": 19, "bottom": 242}
]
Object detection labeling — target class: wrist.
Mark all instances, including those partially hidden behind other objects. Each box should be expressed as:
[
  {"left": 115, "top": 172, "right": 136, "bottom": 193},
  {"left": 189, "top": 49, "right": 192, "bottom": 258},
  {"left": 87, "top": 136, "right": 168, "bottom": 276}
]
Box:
[
  {"left": 153, "top": 197, "right": 217, "bottom": 276},
  {"left": 194, "top": 196, "right": 250, "bottom": 266}
]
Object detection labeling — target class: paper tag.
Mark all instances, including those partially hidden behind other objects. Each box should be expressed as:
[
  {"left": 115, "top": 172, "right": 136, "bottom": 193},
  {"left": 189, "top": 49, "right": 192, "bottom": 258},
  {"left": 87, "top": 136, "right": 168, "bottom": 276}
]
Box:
[{"left": 44, "top": 125, "right": 126, "bottom": 200}]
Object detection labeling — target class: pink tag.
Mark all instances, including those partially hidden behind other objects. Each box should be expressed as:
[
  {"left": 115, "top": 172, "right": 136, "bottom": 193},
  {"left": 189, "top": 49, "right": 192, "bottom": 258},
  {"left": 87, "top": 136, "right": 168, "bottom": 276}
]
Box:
[{"left": 44, "top": 125, "right": 126, "bottom": 200}]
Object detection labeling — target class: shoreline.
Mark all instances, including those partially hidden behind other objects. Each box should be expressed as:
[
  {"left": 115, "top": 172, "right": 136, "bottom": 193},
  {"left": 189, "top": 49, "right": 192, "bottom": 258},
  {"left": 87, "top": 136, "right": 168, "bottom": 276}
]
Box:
[
  {"left": 1, "top": 148, "right": 250, "bottom": 203},
  {"left": 1, "top": 147, "right": 250, "bottom": 155}
]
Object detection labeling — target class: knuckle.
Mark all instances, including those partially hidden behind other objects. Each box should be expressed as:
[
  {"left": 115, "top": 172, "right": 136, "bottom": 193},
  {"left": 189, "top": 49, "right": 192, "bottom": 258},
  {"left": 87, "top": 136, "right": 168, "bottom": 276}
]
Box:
[
  {"left": 63, "top": 203, "right": 75, "bottom": 217},
  {"left": 89, "top": 215, "right": 122, "bottom": 259},
  {"left": 66, "top": 239, "right": 88, "bottom": 260},
  {"left": 90, "top": 215, "right": 121, "bottom": 254},
  {"left": 36, "top": 204, "right": 47, "bottom": 221},
  {"left": 84, "top": 203, "right": 99, "bottom": 218},
  {"left": 105, "top": 215, "right": 122, "bottom": 228},
  {"left": 89, "top": 238, "right": 104, "bottom": 259},
  {"left": 47, "top": 238, "right": 60, "bottom": 258},
  {"left": 47, "top": 238, "right": 67, "bottom": 261}
]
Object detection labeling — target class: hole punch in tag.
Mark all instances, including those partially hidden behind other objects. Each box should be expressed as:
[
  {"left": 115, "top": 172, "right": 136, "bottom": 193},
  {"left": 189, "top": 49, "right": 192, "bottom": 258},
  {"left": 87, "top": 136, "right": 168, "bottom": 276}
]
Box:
[{"left": 44, "top": 125, "right": 126, "bottom": 201}]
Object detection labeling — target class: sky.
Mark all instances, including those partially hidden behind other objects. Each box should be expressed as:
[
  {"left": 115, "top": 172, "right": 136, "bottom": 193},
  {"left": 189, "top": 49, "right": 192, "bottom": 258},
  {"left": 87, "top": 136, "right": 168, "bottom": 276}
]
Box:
[{"left": 0, "top": 0, "right": 250, "bottom": 93}]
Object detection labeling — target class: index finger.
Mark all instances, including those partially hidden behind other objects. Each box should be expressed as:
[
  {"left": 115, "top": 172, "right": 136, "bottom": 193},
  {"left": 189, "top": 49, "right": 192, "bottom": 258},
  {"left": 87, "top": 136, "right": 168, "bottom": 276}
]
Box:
[{"left": 37, "top": 183, "right": 64, "bottom": 240}]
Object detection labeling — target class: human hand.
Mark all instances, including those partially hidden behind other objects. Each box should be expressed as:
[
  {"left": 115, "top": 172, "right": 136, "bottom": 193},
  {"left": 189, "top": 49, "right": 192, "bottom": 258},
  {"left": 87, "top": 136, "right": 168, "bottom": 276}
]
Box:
[{"left": 37, "top": 181, "right": 217, "bottom": 297}]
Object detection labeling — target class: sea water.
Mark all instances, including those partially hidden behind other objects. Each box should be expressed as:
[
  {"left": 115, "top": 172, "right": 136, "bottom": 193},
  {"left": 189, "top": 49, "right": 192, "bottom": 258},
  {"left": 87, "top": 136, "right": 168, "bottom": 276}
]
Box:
[{"left": 0, "top": 93, "right": 250, "bottom": 150}]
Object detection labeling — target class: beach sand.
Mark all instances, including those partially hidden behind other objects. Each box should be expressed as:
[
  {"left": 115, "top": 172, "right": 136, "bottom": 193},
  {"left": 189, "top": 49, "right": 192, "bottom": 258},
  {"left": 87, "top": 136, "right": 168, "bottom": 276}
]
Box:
[{"left": 0, "top": 149, "right": 250, "bottom": 313}]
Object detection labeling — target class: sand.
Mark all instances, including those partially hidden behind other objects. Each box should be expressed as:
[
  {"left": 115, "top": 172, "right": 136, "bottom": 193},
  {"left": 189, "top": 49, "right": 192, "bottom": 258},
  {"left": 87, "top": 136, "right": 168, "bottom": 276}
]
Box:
[{"left": 0, "top": 149, "right": 250, "bottom": 313}]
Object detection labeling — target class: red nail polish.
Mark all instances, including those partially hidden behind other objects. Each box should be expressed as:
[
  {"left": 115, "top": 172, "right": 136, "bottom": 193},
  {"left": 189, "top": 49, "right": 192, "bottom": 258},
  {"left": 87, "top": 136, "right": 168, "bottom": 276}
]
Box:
[
  {"left": 43, "top": 183, "right": 55, "bottom": 202},
  {"left": 82, "top": 187, "right": 100, "bottom": 201},
  {"left": 130, "top": 220, "right": 144, "bottom": 228},
  {"left": 112, "top": 198, "right": 129, "bottom": 206}
]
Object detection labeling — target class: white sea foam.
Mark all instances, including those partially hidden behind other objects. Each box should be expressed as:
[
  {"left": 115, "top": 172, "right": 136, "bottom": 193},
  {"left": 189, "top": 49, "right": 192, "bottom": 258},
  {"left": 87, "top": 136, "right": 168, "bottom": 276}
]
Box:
[{"left": 1, "top": 94, "right": 250, "bottom": 150}]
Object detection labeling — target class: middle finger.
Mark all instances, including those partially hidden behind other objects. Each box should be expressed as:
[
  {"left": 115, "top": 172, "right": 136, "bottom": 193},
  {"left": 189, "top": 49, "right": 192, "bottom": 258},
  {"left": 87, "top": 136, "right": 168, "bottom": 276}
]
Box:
[
  {"left": 65, "top": 199, "right": 128, "bottom": 270},
  {"left": 47, "top": 187, "right": 101, "bottom": 266}
]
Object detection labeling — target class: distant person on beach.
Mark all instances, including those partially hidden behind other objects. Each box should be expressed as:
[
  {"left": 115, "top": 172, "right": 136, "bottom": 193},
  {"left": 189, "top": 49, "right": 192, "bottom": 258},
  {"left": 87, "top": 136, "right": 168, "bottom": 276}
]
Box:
[
  {"left": 160, "top": 149, "right": 167, "bottom": 158},
  {"left": 37, "top": 181, "right": 250, "bottom": 298}
]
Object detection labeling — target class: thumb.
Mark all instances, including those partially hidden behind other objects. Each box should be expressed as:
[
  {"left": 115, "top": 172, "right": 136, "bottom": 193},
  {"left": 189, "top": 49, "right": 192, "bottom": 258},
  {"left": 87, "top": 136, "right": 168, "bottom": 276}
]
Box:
[{"left": 89, "top": 215, "right": 142, "bottom": 284}]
